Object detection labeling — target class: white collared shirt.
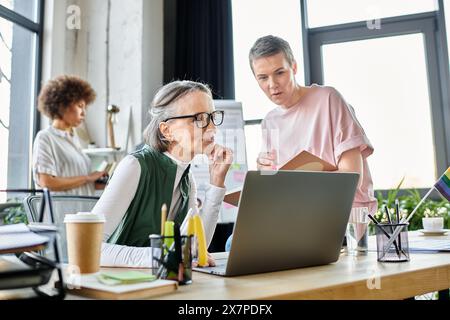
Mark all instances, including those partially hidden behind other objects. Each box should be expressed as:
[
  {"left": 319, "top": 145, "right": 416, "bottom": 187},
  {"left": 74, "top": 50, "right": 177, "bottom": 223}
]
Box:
[
  {"left": 93, "top": 152, "right": 226, "bottom": 268},
  {"left": 32, "top": 126, "right": 95, "bottom": 196}
]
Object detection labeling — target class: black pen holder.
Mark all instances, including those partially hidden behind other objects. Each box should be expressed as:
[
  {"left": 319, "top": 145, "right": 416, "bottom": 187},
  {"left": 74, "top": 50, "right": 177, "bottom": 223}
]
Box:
[
  {"left": 375, "top": 223, "right": 410, "bottom": 262},
  {"left": 149, "top": 234, "right": 193, "bottom": 285}
]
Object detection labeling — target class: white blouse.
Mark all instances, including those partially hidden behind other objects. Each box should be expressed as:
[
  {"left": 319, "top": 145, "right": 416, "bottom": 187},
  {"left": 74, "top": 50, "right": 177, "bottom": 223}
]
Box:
[
  {"left": 32, "top": 126, "right": 95, "bottom": 196},
  {"left": 92, "top": 152, "right": 226, "bottom": 268}
]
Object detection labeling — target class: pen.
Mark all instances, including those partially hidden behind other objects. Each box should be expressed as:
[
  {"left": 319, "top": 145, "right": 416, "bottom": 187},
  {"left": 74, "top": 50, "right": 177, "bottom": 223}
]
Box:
[
  {"left": 384, "top": 205, "right": 392, "bottom": 224},
  {"left": 395, "top": 199, "right": 402, "bottom": 250},
  {"left": 385, "top": 205, "right": 401, "bottom": 258},
  {"left": 368, "top": 214, "right": 394, "bottom": 240},
  {"left": 395, "top": 199, "right": 400, "bottom": 223},
  {"left": 186, "top": 215, "right": 196, "bottom": 263},
  {"left": 368, "top": 214, "right": 401, "bottom": 257},
  {"left": 367, "top": 214, "right": 380, "bottom": 225},
  {"left": 174, "top": 224, "right": 182, "bottom": 262},
  {"left": 173, "top": 223, "right": 184, "bottom": 283}
]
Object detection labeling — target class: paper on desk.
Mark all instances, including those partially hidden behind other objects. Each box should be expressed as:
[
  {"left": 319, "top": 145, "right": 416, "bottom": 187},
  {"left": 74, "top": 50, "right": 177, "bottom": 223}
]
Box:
[
  {"left": 0, "top": 232, "right": 49, "bottom": 252},
  {"left": 0, "top": 223, "right": 30, "bottom": 234}
]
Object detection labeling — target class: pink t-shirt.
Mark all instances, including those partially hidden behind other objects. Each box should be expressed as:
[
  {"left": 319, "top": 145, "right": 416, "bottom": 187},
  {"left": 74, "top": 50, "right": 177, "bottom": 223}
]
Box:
[{"left": 261, "top": 84, "right": 378, "bottom": 214}]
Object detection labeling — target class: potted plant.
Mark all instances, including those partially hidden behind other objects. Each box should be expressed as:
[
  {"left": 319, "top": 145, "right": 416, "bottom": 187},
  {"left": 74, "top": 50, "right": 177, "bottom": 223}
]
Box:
[
  {"left": 372, "top": 178, "right": 405, "bottom": 235},
  {"left": 373, "top": 178, "right": 450, "bottom": 234},
  {"left": 0, "top": 199, "right": 27, "bottom": 225},
  {"left": 400, "top": 189, "right": 450, "bottom": 231}
]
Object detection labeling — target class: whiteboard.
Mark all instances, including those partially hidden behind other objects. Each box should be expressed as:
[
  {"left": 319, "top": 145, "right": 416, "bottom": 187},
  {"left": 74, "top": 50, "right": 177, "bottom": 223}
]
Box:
[{"left": 190, "top": 100, "right": 248, "bottom": 223}]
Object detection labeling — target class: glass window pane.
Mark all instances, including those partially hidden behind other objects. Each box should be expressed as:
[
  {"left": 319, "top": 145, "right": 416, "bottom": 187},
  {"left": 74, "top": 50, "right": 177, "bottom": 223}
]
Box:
[
  {"left": 0, "top": 0, "right": 39, "bottom": 23},
  {"left": 307, "top": 0, "right": 438, "bottom": 28},
  {"left": 444, "top": 0, "right": 450, "bottom": 72},
  {"left": 322, "top": 34, "right": 436, "bottom": 190},
  {"left": 232, "top": 0, "right": 304, "bottom": 121},
  {"left": 0, "top": 17, "right": 37, "bottom": 201}
]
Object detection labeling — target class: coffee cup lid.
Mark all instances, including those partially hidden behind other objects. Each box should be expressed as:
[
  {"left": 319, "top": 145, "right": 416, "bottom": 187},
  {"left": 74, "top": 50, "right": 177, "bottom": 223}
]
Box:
[{"left": 64, "top": 212, "right": 105, "bottom": 223}]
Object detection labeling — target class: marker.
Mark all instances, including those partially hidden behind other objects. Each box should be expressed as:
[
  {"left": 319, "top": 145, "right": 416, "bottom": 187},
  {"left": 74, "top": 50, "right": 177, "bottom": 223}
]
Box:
[
  {"left": 164, "top": 221, "right": 175, "bottom": 252},
  {"left": 193, "top": 214, "right": 208, "bottom": 267},
  {"left": 161, "top": 204, "right": 167, "bottom": 236}
]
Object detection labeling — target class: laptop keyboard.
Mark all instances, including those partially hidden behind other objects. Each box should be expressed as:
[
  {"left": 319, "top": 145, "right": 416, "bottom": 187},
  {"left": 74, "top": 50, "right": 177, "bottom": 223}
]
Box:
[
  {"left": 213, "top": 259, "right": 228, "bottom": 267},
  {"left": 193, "top": 258, "right": 228, "bottom": 275}
]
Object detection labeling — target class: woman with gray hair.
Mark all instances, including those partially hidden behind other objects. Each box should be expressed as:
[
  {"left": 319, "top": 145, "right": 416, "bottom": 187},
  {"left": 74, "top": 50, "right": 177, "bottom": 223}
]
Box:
[{"left": 92, "top": 80, "right": 233, "bottom": 268}]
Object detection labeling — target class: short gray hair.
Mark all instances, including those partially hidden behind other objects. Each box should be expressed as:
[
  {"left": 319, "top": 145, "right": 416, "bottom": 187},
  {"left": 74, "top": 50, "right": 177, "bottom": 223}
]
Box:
[
  {"left": 143, "top": 80, "right": 212, "bottom": 152},
  {"left": 249, "top": 35, "right": 295, "bottom": 73}
]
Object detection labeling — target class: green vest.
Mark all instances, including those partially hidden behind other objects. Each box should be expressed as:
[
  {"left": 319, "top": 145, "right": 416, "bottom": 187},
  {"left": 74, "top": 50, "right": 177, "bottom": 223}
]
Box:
[{"left": 107, "top": 146, "right": 191, "bottom": 247}]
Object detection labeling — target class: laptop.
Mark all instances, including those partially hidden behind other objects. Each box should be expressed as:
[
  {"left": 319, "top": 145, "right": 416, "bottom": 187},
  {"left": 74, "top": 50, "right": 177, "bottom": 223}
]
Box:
[{"left": 194, "top": 170, "right": 359, "bottom": 276}]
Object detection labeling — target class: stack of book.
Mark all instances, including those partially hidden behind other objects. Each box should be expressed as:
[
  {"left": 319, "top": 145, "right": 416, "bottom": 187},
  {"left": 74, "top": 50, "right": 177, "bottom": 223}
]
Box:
[
  {"left": 65, "top": 271, "right": 178, "bottom": 300},
  {"left": 0, "top": 224, "right": 49, "bottom": 255},
  {"left": 0, "top": 224, "right": 54, "bottom": 293}
]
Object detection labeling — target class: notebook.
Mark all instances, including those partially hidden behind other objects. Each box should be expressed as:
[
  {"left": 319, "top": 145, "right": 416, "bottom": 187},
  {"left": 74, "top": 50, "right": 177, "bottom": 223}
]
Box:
[
  {"left": 224, "top": 150, "right": 337, "bottom": 206},
  {"left": 0, "top": 255, "right": 53, "bottom": 290},
  {"left": 66, "top": 272, "right": 178, "bottom": 299}
]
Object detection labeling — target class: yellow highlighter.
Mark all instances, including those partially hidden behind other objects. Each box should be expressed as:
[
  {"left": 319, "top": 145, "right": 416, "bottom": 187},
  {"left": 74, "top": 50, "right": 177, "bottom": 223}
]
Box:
[
  {"left": 193, "top": 214, "right": 208, "bottom": 267},
  {"left": 164, "top": 221, "right": 175, "bottom": 251},
  {"left": 187, "top": 216, "right": 195, "bottom": 237}
]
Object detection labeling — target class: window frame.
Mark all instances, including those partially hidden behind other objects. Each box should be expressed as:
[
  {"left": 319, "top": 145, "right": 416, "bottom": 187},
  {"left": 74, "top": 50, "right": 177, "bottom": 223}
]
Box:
[
  {"left": 0, "top": 0, "right": 45, "bottom": 189},
  {"left": 237, "top": 1, "right": 450, "bottom": 197},
  {"left": 300, "top": 0, "right": 450, "bottom": 197}
]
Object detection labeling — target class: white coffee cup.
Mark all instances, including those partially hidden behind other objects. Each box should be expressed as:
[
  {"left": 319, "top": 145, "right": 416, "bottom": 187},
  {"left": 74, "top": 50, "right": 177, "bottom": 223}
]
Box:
[
  {"left": 64, "top": 212, "right": 105, "bottom": 274},
  {"left": 422, "top": 217, "right": 444, "bottom": 232}
]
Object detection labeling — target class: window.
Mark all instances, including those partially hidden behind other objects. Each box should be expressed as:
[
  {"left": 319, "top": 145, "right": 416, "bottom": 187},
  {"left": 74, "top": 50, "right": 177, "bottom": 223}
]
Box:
[
  {"left": 307, "top": 0, "right": 438, "bottom": 28},
  {"left": 232, "top": 0, "right": 303, "bottom": 168},
  {"left": 0, "top": 0, "right": 40, "bottom": 22},
  {"left": 0, "top": 2, "right": 43, "bottom": 201},
  {"left": 230, "top": 2, "right": 450, "bottom": 188},
  {"left": 322, "top": 34, "right": 436, "bottom": 189},
  {"left": 445, "top": 0, "right": 450, "bottom": 72},
  {"left": 307, "top": 3, "right": 450, "bottom": 191}
]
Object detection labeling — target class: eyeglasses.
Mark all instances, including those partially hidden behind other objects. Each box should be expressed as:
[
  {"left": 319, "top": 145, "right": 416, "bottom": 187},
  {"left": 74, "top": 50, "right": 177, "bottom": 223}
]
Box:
[{"left": 164, "top": 111, "right": 224, "bottom": 129}]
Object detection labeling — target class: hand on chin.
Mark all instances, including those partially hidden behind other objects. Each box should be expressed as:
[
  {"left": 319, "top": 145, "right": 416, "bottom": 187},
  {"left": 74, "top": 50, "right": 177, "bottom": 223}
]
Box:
[{"left": 202, "top": 140, "right": 216, "bottom": 156}]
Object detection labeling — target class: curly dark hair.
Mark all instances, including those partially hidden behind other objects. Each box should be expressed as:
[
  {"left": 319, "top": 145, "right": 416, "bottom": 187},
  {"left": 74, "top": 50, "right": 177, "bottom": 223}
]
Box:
[{"left": 38, "top": 75, "right": 96, "bottom": 120}]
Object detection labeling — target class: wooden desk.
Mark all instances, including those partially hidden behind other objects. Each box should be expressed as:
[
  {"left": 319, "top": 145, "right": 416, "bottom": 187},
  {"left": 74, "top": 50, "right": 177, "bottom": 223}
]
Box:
[
  {"left": 156, "top": 231, "right": 450, "bottom": 300},
  {"left": 5, "top": 231, "right": 445, "bottom": 300}
]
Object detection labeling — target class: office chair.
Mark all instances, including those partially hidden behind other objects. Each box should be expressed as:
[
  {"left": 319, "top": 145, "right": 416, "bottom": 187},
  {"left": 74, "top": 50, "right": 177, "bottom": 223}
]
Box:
[{"left": 23, "top": 195, "right": 99, "bottom": 263}]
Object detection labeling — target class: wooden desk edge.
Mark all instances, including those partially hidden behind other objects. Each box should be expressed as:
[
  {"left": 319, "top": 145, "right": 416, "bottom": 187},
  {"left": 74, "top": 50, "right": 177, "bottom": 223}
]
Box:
[{"left": 265, "top": 264, "right": 450, "bottom": 300}]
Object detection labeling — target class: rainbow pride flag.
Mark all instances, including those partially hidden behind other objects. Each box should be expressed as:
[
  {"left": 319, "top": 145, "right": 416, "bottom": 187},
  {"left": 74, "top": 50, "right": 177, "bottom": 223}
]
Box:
[{"left": 435, "top": 167, "right": 450, "bottom": 201}]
